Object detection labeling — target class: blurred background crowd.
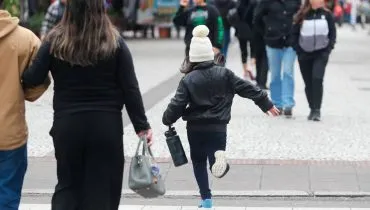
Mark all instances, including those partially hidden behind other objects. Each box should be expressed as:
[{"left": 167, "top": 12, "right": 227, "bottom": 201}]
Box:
[{"left": 3, "top": 0, "right": 370, "bottom": 39}]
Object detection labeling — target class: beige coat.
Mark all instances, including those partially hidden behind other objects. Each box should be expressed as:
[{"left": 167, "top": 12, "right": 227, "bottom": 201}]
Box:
[{"left": 0, "top": 10, "right": 50, "bottom": 150}]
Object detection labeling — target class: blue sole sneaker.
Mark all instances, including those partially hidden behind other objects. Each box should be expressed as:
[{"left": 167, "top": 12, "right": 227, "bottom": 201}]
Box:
[{"left": 199, "top": 199, "right": 213, "bottom": 208}]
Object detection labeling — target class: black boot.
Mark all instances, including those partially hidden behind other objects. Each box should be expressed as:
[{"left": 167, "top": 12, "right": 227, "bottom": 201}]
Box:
[
  {"left": 284, "top": 108, "right": 293, "bottom": 118},
  {"left": 308, "top": 110, "right": 314, "bottom": 120},
  {"left": 312, "top": 109, "right": 321, "bottom": 121}
]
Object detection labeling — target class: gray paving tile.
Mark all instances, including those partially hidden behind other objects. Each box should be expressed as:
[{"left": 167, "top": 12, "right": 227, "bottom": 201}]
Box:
[
  {"left": 294, "top": 208, "right": 350, "bottom": 210},
  {"left": 212, "top": 165, "right": 262, "bottom": 191},
  {"left": 247, "top": 208, "right": 292, "bottom": 210},
  {"left": 261, "top": 165, "right": 309, "bottom": 191},
  {"left": 24, "top": 159, "right": 56, "bottom": 189},
  {"left": 355, "top": 166, "right": 370, "bottom": 192},
  {"left": 164, "top": 164, "right": 203, "bottom": 191},
  {"left": 310, "top": 166, "right": 359, "bottom": 192}
]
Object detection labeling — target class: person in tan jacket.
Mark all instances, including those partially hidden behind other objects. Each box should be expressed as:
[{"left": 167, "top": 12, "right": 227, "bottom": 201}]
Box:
[{"left": 0, "top": 3, "right": 50, "bottom": 209}]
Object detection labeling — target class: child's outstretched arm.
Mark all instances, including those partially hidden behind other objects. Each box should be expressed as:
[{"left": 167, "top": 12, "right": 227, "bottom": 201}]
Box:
[
  {"left": 227, "top": 70, "right": 273, "bottom": 113},
  {"left": 162, "top": 79, "right": 190, "bottom": 126}
]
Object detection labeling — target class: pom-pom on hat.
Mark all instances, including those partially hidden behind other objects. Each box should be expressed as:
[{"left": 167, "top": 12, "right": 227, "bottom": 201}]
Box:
[{"left": 189, "top": 25, "right": 214, "bottom": 63}]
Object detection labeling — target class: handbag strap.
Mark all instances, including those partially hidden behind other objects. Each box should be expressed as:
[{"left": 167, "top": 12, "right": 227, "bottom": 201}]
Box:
[
  {"left": 135, "top": 135, "right": 155, "bottom": 160},
  {"left": 135, "top": 137, "right": 143, "bottom": 156}
]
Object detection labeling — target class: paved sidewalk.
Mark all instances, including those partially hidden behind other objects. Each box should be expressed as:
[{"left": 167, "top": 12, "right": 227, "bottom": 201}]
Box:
[
  {"left": 23, "top": 157, "right": 370, "bottom": 197},
  {"left": 22, "top": 27, "right": 370, "bottom": 197},
  {"left": 122, "top": 26, "right": 370, "bottom": 161},
  {"left": 18, "top": 204, "right": 370, "bottom": 209}
]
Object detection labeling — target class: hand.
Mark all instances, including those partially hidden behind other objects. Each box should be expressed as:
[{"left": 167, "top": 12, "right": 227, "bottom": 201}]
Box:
[
  {"left": 40, "top": 35, "right": 45, "bottom": 41},
  {"left": 213, "top": 47, "right": 220, "bottom": 55},
  {"left": 267, "top": 106, "right": 280, "bottom": 116},
  {"left": 180, "top": 0, "right": 189, "bottom": 6},
  {"left": 138, "top": 129, "right": 153, "bottom": 146}
]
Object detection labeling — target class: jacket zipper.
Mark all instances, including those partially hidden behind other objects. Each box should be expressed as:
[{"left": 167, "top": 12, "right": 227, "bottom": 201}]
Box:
[{"left": 313, "top": 12, "right": 316, "bottom": 51}]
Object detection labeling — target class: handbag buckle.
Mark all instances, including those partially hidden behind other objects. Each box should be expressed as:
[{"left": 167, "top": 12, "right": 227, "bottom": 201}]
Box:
[{"left": 137, "top": 156, "right": 143, "bottom": 166}]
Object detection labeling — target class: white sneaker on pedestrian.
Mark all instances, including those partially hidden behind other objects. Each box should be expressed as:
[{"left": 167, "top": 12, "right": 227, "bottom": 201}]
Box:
[{"left": 211, "top": 150, "right": 230, "bottom": 178}]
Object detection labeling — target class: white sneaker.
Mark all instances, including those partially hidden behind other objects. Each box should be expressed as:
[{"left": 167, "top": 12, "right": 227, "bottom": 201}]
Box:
[{"left": 211, "top": 150, "right": 230, "bottom": 178}]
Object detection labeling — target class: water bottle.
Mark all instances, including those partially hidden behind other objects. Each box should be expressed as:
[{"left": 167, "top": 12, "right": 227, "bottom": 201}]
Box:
[{"left": 165, "top": 126, "right": 188, "bottom": 167}]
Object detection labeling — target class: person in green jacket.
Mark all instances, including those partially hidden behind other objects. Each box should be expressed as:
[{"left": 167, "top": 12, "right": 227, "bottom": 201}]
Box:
[{"left": 173, "top": 0, "right": 224, "bottom": 57}]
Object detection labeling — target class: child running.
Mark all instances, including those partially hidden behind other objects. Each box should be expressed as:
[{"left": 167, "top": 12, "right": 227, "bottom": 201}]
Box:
[{"left": 162, "top": 25, "right": 279, "bottom": 208}]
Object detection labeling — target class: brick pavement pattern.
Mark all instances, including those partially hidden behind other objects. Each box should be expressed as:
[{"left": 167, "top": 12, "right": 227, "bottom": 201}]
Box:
[{"left": 18, "top": 204, "right": 370, "bottom": 209}]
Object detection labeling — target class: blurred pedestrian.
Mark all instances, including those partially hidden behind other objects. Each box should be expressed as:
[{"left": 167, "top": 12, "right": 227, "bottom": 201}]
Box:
[
  {"left": 162, "top": 25, "right": 279, "bottom": 209},
  {"left": 40, "top": 0, "right": 66, "bottom": 40},
  {"left": 251, "top": 0, "right": 269, "bottom": 89},
  {"left": 22, "top": 0, "right": 152, "bottom": 209},
  {"left": 333, "top": 0, "right": 344, "bottom": 26},
  {"left": 0, "top": 4, "right": 50, "bottom": 210},
  {"left": 214, "top": 0, "right": 237, "bottom": 58},
  {"left": 173, "top": 0, "right": 224, "bottom": 58},
  {"left": 350, "top": 0, "right": 359, "bottom": 29},
  {"left": 233, "top": 0, "right": 255, "bottom": 80},
  {"left": 292, "top": 0, "right": 336, "bottom": 121},
  {"left": 254, "top": 0, "right": 301, "bottom": 117}
]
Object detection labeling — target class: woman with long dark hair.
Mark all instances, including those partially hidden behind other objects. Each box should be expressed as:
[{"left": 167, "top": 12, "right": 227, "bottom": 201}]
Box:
[
  {"left": 22, "top": 0, "right": 152, "bottom": 209},
  {"left": 292, "top": 0, "right": 336, "bottom": 121}
]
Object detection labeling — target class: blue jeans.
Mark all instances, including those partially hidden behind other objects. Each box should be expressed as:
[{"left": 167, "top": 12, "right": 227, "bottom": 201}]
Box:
[
  {"left": 0, "top": 144, "right": 27, "bottom": 210},
  {"left": 266, "top": 46, "right": 296, "bottom": 108},
  {"left": 221, "top": 28, "right": 231, "bottom": 58}
]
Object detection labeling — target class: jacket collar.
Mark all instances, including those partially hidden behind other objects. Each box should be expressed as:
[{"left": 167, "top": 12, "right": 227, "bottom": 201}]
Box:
[
  {"left": 193, "top": 61, "right": 215, "bottom": 70},
  {"left": 309, "top": 7, "right": 325, "bottom": 14}
]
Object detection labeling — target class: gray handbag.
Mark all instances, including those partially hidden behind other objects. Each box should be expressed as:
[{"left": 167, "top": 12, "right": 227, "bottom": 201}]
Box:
[{"left": 128, "top": 136, "right": 166, "bottom": 198}]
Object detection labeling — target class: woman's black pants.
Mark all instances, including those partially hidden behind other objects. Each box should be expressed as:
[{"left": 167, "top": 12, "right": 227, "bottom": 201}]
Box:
[
  {"left": 255, "top": 49, "right": 269, "bottom": 88},
  {"left": 50, "top": 112, "right": 124, "bottom": 210},
  {"left": 238, "top": 38, "right": 250, "bottom": 64},
  {"left": 298, "top": 54, "right": 329, "bottom": 110},
  {"left": 240, "top": 37, "right": 269, "bottom": 87}
]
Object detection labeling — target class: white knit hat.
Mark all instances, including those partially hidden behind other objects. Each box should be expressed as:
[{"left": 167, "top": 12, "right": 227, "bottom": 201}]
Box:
[{"left": 189, "top": 25, "right": 214, "bottom": 63}]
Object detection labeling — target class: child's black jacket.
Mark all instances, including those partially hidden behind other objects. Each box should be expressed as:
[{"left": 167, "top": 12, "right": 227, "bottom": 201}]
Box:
[{"left": 162, "top": 62, "right": 273, "bottom": 127}]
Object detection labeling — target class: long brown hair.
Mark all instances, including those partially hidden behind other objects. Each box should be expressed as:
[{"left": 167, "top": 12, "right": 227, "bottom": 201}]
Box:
[
  {"left": 46, "top": 0, "right": 120, "bottom": 66},
  {"left": 294, "top": 0, "right": 330, "bottom": 24},
  {"left": 293, "top": 0, "right": 312, "bottom": 24}
]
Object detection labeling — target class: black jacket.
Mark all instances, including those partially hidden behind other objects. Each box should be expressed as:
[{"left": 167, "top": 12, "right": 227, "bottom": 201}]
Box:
[
  {"left": 234, "top": 0, "right": 254, "bottom": 40},
  {"left": 291, "top": 8, "right": 336, "bottom": 59},
  {"left": 253, "top": 0, "right": 301, "bottom": 48},
  {"left": 238, "top": 0, "right": 255, "bottom": 26},
  {"left": 162, "top": 62, "right": 273, "bottom": 127},
  {"left": 22, "top": 38, "right": 150, "bottom": 133}
]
